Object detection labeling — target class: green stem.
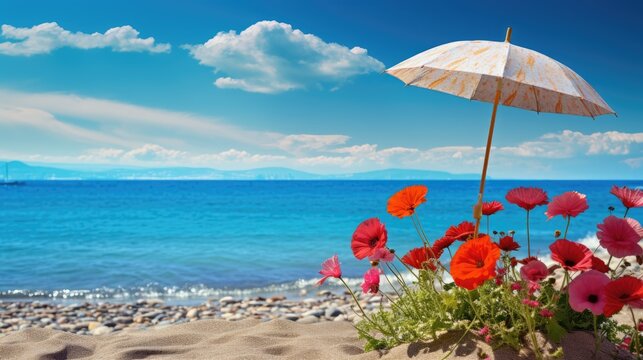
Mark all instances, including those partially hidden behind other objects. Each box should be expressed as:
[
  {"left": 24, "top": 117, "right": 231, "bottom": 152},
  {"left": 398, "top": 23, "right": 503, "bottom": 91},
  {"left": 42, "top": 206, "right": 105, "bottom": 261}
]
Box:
[
  {"left": 630, "top": 307, "right": 641, "bottom": 358},
  {"left": 563, "top": 216, "right": 571, "bottom": 239},
  {"left": 624, "top": 207, "right": 630, "bottom": 218},
  {"left": 526, "top": 210, "right": 531, "bottom": 258},
  {"left": 339, "top": 277, "right": 369, "bottom": 319}
]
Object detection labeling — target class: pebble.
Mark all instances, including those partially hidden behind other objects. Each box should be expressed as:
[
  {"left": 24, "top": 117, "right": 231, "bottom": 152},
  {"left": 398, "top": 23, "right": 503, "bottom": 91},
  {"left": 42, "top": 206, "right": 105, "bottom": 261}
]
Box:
[{"left": 0, "top": 291, "right": 391, "bottom": 336}]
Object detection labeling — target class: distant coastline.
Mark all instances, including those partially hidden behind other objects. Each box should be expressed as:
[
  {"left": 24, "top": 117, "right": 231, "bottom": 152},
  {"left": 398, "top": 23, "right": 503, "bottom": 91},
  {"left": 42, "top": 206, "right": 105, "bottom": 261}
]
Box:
[{"left": 1, "top": 161, "right": 481, "bottom": 181}]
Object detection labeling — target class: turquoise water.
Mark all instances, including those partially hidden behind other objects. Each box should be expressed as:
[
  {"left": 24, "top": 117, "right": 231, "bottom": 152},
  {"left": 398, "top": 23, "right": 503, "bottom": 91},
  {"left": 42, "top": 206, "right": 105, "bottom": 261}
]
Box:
[{"left": 0, "top": 180, "right": 640, "bottom": 303}]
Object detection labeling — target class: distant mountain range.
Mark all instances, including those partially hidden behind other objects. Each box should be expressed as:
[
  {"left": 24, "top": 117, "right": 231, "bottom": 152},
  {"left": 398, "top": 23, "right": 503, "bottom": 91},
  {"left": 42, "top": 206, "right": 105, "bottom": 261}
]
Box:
[{"left": 1, "top": 161, "right": 480, "bottom": 180}]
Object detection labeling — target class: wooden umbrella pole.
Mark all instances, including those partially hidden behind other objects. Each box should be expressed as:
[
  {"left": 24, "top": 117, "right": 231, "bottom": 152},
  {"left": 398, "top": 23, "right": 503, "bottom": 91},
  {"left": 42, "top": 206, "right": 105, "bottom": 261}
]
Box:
[{"left": 473, "top": 27, "right": 511, "bottom": 238}]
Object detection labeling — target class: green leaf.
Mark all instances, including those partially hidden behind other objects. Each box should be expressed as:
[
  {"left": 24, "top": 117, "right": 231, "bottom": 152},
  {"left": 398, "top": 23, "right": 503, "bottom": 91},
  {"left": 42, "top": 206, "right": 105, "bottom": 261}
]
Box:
[{"left": 546, "top": 318, "right": 567, "bottom": 343}]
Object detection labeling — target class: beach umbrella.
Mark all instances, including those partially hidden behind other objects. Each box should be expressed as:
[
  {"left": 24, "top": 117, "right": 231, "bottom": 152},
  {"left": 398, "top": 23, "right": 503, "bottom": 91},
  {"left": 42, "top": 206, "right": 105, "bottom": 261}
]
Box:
[{"left": 386, "top": 27, "right": 615, "bottom": 237}]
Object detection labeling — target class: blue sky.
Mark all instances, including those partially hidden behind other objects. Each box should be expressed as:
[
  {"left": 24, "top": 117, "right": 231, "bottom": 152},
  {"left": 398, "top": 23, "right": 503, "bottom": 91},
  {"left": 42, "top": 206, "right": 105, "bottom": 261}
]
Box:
[{"left": 0, "top": 0, "right": 641, "bottom": 179}]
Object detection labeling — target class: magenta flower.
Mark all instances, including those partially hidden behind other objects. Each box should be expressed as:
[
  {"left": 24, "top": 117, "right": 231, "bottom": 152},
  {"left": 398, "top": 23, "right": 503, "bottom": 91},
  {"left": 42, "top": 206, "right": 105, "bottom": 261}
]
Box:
[
  {"left": 520, "top": 259, "right": 548, "bottom": 283},
  {"left": 568, "top": 270, "right": 610, "bottom": 315},
  {"left": 317, "top": 255, "right": 342, "bottom": 285},
  {"left": 610, "top": 185, "right": 643, "bottom": 209},
  {"left": 539, "top": 309, "right": 555, "bottom": 318},
  {"left": 361, "top": 268, "right": 381, "bottom": 294},
  {"left": 597, "top": 216, "right": 643, "bottom": 258},
  {"left": 368, "top": 247, "right": 394, "bottom": 262},
  {"left": 505, "top": 187, "right": 549, "bottom": 211},
  {"left": 545, "top": 191, "right": 589, "bottom": 219}
]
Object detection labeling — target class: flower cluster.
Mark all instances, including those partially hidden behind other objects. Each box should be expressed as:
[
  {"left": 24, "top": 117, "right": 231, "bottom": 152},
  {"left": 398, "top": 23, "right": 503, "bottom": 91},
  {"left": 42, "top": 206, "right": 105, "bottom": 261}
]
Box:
[{"left": 317, "top": 184, "right": 643, "bottom": 358}]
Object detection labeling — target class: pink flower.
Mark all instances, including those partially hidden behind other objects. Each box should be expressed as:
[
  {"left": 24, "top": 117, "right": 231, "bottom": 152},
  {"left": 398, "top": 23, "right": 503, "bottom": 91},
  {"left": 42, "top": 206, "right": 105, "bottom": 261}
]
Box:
[
  {"left": 520, "top": 259, "right": 548, "bottom": 283},
  {"left": 528, "top": 282, "right": 541, "bottom": 295},
  {"left": 368, "top": 248, "right": 395, "bottom": 262},
  {"left": 611, "top": 185, "right": 643, "bottom": 209},
  {"left": 568, "top": 270, "right": 610, "bottom": 315},
  {"left": 539, "top": 309, "right": 555, "bottom": 318},
  {"left": 484, "top": 335, "right": 492, "bottom": 344},
  {"left": 361, "top": 268, "right": 380, "bottom": 294},
  {"left": 511, "top": 283, "right": 522, "bottom": 291},
  {"left": 597, "top": 216, "right": 643, "bottom": 258},
  {"left": 545, "top": 191, "right": 589, "bottom": 219},
  {"left": 505, "top": 187, "right": 549, "bottom": 211},
  {"left": 482, "top": 201, "right": 504, "bottom": 216},
  {"left": 522, "top": 299, "right": 539, "bottom": 308},
  {"left": 477, "top": 326, "right": 489, "bottom": 336},
  {"left": 317, "top": 255, "right": 342, "bottom": 285}
]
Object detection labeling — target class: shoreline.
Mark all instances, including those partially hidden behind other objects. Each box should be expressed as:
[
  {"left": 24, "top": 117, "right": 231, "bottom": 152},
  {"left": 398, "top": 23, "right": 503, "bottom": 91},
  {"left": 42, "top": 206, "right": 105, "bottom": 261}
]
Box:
[{"left": 0, "top": 290, "right": 387, "bottom": 337}]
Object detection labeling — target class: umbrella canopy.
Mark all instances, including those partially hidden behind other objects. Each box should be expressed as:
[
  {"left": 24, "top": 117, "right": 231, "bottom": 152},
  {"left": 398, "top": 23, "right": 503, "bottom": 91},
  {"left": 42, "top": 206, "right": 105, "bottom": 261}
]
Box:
[
  {"left": 386, "top": 32, "right": 614, "bottom": 117},
  {"left": 386, "top": 28, "right": 615, "bottom": 251}
]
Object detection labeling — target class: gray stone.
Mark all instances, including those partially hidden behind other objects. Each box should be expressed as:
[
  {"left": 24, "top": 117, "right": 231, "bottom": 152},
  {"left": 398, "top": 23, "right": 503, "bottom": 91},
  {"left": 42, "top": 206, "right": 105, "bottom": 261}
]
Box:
[{"left": 325, "top": 307, "right": 342, "bottom": 318}]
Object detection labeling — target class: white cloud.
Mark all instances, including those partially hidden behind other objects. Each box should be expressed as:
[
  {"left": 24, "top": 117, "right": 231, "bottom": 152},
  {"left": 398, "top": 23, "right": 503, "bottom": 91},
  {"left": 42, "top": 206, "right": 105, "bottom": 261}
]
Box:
[
  {"left": 0, "top": 88, "right": 282, "bottom": 148},
  {"left": 0, "top": 22, "right": 170, "bottom": 56},
  {"left": 184, "top": 20, "right": 384, "bottom": 93},
  {"left": 193, "top": 149, "right": 286, "bottom": 163},
  {"left": 277, "top": 134, "right": 350, "bottom": 153},
  {"left": 500, "top": 130, "right": 643, "bottom": 158},
  {"left": 0, "top": 106, "right": 133, "bottom": 146}
]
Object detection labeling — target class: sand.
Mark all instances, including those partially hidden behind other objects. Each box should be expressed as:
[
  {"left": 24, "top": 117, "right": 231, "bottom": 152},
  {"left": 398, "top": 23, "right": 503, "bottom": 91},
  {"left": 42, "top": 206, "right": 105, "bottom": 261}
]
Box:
[{"left": 0, "top": 317, "right": 636, "bottom": 360}]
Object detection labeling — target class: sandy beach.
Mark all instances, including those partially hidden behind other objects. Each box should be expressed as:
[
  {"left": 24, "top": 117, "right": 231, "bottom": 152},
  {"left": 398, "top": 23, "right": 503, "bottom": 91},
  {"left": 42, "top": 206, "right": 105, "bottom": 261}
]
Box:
[{"left": 0, "top": 316, "right": 637, "bottom": 360}]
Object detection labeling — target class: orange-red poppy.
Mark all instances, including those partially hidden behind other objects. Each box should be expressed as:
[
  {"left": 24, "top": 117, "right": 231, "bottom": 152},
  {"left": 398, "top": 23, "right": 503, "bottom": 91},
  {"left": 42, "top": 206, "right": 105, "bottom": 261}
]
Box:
[
  {"left": 444, "top": 221, "right": 475, "bottom": 241},
  {"left": 451, "top": 235, "right": 500, "bottom": 290},
  {"left": 387, "top": 185, "right": 428, "bottom": 218},
  {"left": 433, "top": 236, "right": 456, "bottom": 253},
  {"left": 401, "top": 246, "right": 442, "bottom": 271}
]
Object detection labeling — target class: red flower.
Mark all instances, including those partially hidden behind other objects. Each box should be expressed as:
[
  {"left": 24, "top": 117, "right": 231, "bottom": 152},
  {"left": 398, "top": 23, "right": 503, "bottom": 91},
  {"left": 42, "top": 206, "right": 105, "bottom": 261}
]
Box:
[
  {"left": 401, "top": 247, "right": 443, "bottom": 271},
  {"left": 445, "top": 221, "right": 475, "bottom": 242},
  {"left": 590, "top": 256, "right": 610, "bottom": 273},
  {"left": 317, "top": 255, "right": 342, "bottom": 285},
  {"left": 610, "top": 185, "right": 643, "bottom": 209},
  {"left": 505, "top": 187, "right": 549, "bottom": 211},
  {"left": 549, "top": 239, "right": 593, "bottom": 271},
  {"left": 351, "top": 218, "right": 388, "bottom": 260},
  {"left": 482, "top": 201, "right": 504, "bottom": 216},
  {"left": 387, "top": 185, "right": 428, "bottom": 218},
  {"left": 545, "top": 191, "right": 589, "bottom": 219},
  {"left": 603, "top": 276, "right": 643, "bottom": 317},
  {"left": 496, "top": 236, "right": 520, "bottom": 252},
  {"left": 540, "top": 309, "right": 555, "bottom": 318},
  {"left": 451, "top": 236, "right": 500, "bottom": 290},
  {"left": 433, "top": 236, "right": 456, "bottom": 253}
]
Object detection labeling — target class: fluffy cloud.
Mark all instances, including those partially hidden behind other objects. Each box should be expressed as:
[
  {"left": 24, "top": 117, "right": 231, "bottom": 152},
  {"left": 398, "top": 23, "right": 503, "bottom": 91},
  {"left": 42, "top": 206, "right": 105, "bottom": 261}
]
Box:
[
  {"left": 184, "top": 20, "right": 384, "bottom": 93},
  {"left": 77, "top": 145, "right": 285, "bottom": 166},
  {"left": 0, "top": 22, "right": 170, "bottom": 56},
  {"left": 277, "top": 134, "right": 350, "bottom": 153},
  {"left": 500, "top": 130, "right": 643, "bottom": 158}
]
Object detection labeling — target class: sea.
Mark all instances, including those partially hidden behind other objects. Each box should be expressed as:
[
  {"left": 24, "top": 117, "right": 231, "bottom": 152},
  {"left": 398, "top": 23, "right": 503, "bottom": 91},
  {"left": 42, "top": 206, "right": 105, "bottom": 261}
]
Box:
[{"left": 0, "top": 180, "right": 640, "bottom": 304}]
